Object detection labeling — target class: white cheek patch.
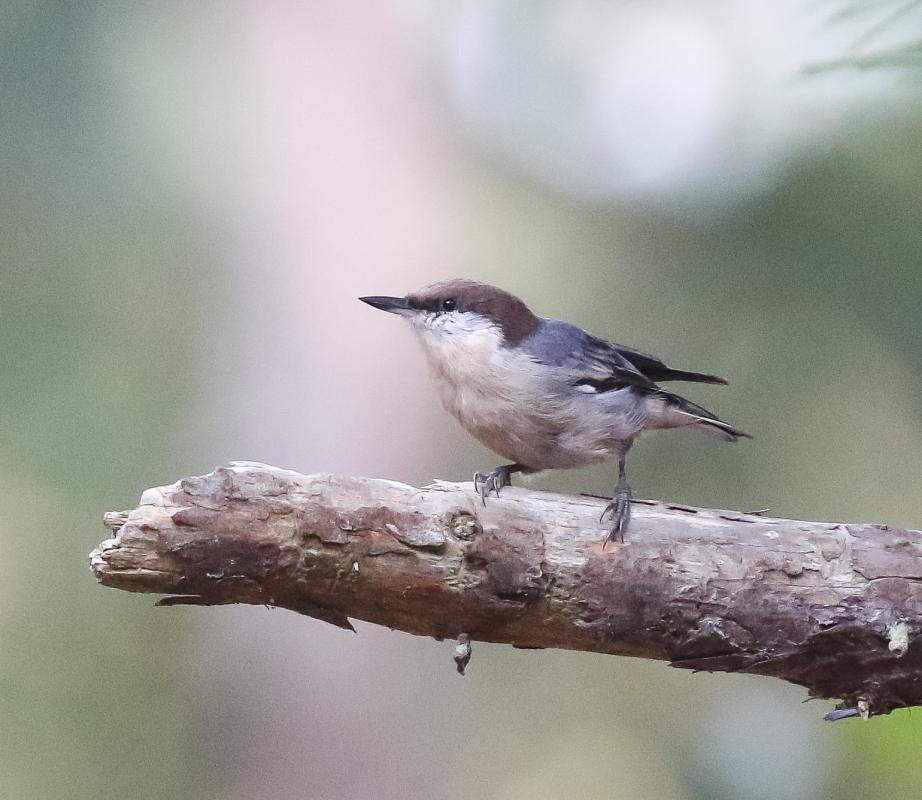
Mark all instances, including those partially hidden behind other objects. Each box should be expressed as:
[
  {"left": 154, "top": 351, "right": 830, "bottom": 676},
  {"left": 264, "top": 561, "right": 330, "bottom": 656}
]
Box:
[
  {"left": 413, "top": 312, "right": 503, "bottom": 344},
  {"left": 433, "top": 311, "right": 497, "bottom": 335},
  {"left": 410, "top": 312, "right": 508, "bottom": 378}
]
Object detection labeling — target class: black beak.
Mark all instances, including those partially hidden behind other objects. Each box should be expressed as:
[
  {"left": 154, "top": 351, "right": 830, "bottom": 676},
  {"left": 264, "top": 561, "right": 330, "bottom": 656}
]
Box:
[{"left": 359, "top": 295, "right": 412, "bottom": 315}]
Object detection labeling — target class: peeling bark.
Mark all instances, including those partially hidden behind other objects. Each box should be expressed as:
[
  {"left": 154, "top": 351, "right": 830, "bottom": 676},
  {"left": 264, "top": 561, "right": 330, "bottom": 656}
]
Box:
[{"left": 90, "top": 462, "right": 922, "bottom": 719}]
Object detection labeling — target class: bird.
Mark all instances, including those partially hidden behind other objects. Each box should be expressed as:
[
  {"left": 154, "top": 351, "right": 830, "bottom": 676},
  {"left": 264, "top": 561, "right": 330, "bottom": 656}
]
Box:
[{"left": 359, "top": 279, "right": 748, "bottom": 543}]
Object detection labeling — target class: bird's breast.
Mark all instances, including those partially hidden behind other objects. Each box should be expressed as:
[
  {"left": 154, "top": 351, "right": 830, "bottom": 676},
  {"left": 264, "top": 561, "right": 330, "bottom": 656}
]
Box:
[
  {"left": 416, "top": 330, "right": 624, "bottom": 468},
  {"left": 421, "top": 332, "right": 532, "bottom": 426}
]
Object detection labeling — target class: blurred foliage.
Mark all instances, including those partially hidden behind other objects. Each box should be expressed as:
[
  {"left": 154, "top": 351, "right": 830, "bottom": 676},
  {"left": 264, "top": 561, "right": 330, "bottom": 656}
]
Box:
[
  {"left": 0, "top": 4, "right": 227, "bottom": 799},
  {"left": 807, "top": 0, "right": 922, "bottom": 71}
]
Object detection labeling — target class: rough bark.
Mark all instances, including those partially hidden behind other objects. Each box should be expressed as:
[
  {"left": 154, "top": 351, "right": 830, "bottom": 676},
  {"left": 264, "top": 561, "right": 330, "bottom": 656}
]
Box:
[{"left": 90, "top": 461, "right": 922, "bottom": 719}]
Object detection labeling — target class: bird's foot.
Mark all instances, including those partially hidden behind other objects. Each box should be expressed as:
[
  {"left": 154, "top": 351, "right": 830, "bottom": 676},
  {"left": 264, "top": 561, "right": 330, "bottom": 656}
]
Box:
[
  {"left": 600, "top": 484, "right": 632, "bottom": 545},
  {"left": 473, "top": 465, "right": 513, "bottom": 505}
]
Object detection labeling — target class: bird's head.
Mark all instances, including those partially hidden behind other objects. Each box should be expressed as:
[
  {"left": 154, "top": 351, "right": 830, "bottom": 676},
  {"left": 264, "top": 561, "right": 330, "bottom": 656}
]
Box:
[{"left": 359, "top": 280, "right": 540, "bottom": 352}]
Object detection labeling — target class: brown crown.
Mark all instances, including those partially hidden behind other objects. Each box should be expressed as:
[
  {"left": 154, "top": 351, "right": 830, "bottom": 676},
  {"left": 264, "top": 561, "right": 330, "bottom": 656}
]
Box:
[{"left": 406, "top": 280, "right": 540, "bottom": 345}]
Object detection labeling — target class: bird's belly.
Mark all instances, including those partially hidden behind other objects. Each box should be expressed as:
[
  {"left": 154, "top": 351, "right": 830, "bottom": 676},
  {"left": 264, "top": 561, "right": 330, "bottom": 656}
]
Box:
[{"left": 438, "top": 379, "right": 640, "bottom": 470}]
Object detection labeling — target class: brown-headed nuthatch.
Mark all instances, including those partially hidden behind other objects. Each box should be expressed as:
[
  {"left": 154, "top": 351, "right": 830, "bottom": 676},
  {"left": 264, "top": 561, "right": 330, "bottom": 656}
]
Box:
[{"left": 360, "top": 280, "right": 748, "bottom": 543}]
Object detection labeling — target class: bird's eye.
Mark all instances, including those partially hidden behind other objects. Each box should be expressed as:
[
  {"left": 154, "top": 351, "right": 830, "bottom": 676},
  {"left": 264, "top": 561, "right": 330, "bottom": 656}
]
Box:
[{"left": 441, "top": 298, "right": 457, "bottom": 312}]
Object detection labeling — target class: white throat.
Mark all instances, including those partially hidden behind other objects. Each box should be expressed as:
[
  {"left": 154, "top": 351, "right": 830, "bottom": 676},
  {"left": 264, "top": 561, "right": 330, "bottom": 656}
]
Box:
[{"left": 409, "top": 311, "right": 506, "bottom": 385}]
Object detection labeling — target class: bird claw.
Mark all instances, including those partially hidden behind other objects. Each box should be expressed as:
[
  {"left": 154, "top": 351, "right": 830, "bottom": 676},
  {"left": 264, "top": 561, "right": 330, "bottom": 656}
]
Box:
[
  {"left": 473, "top": 466, "right": 512, "bottom": 505},
  {"left": 600, "top": 486, "right": 632, "bottom": 545}
]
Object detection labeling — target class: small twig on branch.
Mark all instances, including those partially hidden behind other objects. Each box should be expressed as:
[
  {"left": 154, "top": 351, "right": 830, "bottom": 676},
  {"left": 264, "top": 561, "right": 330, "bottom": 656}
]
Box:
[{"left": 90, "top": 462, "right": 922, "bottom": 720}]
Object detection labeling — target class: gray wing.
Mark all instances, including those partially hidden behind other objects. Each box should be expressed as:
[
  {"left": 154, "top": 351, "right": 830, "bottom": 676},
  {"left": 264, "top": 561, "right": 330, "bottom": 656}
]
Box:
[
  {"left": 521, "top": 318, "right": 727, "bottom": 388},
  {"left": 519, "top": 319, "right": 659, "bottom": 392}
]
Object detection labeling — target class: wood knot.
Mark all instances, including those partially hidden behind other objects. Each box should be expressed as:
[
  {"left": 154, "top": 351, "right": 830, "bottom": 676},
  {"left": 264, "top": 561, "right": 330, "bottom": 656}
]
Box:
[
  {"left": 451, "top": 513, "right": 481, "bottom": 541},
  {"left": 888, "top": 621, "right": 910, "bottom": 658}
]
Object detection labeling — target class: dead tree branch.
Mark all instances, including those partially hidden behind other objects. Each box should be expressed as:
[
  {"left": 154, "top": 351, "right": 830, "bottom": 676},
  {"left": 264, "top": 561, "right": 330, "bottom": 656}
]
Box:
[{"left": 90, "top": 462, "right": 922, "bottom": 719}]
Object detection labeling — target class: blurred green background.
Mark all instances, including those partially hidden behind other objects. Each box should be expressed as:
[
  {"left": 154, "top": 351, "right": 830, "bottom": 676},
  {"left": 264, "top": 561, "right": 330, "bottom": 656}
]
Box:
[{"left": 3, "top": 2, "right": 922, "bottom": 798}]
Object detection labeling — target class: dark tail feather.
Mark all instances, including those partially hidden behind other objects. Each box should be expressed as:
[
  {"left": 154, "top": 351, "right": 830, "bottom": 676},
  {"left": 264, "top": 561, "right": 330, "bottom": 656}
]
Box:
[
  {"left": 693, "top": 416, "right": 752, "bottom": 442},
  {"left": 652, "top": 392, "right": 751, "bottom": 442}
]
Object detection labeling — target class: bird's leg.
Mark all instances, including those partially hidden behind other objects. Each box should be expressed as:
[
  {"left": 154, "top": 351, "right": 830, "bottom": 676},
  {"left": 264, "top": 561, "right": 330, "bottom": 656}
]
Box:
[
  {"left": 473, "top": 463, "right": 527, "bottom": 505},
  {"left": 600, "top": 448, "right": 633, "bottom": 544}
]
